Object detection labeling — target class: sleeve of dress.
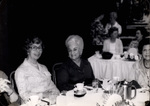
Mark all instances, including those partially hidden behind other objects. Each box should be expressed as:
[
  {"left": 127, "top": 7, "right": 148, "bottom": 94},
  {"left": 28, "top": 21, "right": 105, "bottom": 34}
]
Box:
[
  {"left": 57, "top": 64, "right": 74, "bottom": 91},
  {"left": 48, "top": 80, "right": 60, "bottom": 95},
  {"left": 84, "top": 62, "right": 95, "bottom": 86},
  {"left": 104, "top": 24, "right": 110, "bottom": 34},
  {"left": 118, "top": 24, "right": 122, "bottom": 35},
  {"left": 15, "top": 68, "right": 31, "bottom": 101},
  {"left": 119, "top": 39, "right": 123, "bottom": 54},
  {"left": 102, "top": 40, "right": 107, "bottom": 52}
]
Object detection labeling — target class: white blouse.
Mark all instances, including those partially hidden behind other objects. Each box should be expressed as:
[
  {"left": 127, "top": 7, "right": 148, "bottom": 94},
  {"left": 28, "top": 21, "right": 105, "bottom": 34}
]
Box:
[{"left": 15, "top": 59, "right": 60, "bottom": 103}]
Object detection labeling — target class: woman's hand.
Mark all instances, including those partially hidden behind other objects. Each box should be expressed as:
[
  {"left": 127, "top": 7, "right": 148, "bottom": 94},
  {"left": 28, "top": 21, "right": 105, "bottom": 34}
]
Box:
[{"left": 0, "top": 78, "right": 12, "bottom": 93}]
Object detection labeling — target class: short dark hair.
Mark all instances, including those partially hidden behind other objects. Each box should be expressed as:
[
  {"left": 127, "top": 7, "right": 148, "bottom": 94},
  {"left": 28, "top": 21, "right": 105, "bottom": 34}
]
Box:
[
  {"left": 138, "top": 38, "right": 150, "bottom": 54},
  {"left": 108, "top": 27, "right": 118, "bottom": 35},
  {"left": 24, "top": 36, "right": 44, "bottom": 52}
]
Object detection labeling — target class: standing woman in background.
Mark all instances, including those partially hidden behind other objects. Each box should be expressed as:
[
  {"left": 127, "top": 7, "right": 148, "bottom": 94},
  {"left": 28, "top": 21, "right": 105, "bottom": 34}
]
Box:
[{"left": 15, "top": 36, "right": 60, "bottom": 105}]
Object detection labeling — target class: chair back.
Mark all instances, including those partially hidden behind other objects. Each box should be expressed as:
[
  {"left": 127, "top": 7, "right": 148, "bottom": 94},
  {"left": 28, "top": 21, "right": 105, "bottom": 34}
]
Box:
[
  {"left": 52, "top": 62, "right": 63, "bottom": 86},
  {"left": 9, "top": 71, "right": 22, "bottom": 104},
  {"left": 9, "top": 71, "right": 18, "bottom": 94}
]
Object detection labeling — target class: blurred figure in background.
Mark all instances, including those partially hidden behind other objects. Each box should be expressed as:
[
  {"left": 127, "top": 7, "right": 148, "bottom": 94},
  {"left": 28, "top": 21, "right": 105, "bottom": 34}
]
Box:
[
  {"left": 128, "top": 28, "right": 144, "bottom": 55},
  {"left": 104, "top": 11, "right": 122, "bottom": 36},
  {"left": 91, "top": 13, "right": 106, "bottom": 45},
  {"left": 15, "top": 36, "right": 60, "bottom": 105},
  {"left": 57, "top": 35, "right": 95, "bottom": 92},
  {"left": 102, "top": 27, "right": 123, "bottom": 55}
]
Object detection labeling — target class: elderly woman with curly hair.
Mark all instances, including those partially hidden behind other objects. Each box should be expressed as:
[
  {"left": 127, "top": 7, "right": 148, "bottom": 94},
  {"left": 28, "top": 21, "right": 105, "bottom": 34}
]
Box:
[
  {"left": 57, "top": 35, "right": 95, "bottom": 92},
  {"left": 129, "top": 37, "right": 150, "bottom": 88}
]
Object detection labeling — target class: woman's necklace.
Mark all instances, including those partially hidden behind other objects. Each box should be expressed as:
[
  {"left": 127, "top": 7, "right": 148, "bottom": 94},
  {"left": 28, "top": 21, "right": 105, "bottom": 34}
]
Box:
[
  {"left": 143, "top": 59, "right": 150, "bottom": 87},
  {"left": 143, "top": 59, "right": 150, "bottom": 69},
  {"left": 27, "top": 59, "right": 38, "bottom": 68}
]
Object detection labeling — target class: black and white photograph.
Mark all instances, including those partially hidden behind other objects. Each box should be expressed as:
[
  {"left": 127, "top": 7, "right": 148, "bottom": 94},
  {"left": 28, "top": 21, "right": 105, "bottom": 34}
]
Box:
[{"left": 0, "top": 0, "right": 150, "bottom": 106}]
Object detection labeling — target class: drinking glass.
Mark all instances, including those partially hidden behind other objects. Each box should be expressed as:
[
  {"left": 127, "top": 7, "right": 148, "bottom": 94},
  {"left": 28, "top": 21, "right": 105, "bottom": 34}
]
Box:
[{"left": 92, "top": 79, "right": 99, "bottom": 93}]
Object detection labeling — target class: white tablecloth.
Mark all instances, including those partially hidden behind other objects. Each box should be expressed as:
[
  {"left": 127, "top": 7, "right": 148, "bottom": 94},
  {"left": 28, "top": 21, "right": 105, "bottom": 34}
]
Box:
[
  {"left": 88, "top": 55, "right": 136, "bottom": 81},
  {"left": 56, "top": 88, "right": 149, "bottom": 106}
]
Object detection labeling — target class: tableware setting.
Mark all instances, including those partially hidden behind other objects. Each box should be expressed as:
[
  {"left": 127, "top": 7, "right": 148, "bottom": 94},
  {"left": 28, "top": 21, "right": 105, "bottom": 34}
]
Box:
[
  {"left": 74, "top": 83, "right": 87, "bottom": 97},
  {"left": 99, "top": 78, "right": 138, "bottom": 106},
  {"left": 74, "top": 89, "right": 87, "bottom": 97},
  {"left": 121, "top": 52, "right": 139, "bottom": 61},
  {"left": 92, "top": 79, "right": 99, "bottom": 93},
  {"left": 56, "top": 84, "right": 149, "bottom": 106},
  {"left": 131, "top": 87, "right": 150, "bottom": 106}
]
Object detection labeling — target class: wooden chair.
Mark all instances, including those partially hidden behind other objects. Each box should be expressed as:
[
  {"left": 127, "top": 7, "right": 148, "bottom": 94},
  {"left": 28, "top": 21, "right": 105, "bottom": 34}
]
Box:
[
  {"left": 52, "top": 62, "right": 63, "bottom": 86},
  {"left": 9, "top": 71, "right": 16, "bottom": 91},
  {"left": 9, "top": 71, "right": 22, "bottom": 105}
]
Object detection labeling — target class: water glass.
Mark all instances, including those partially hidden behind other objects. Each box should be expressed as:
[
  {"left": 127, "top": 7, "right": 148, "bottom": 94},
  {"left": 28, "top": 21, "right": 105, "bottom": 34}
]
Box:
[{"left": 92, "top": 79, "right": 99, "bottom": 93}]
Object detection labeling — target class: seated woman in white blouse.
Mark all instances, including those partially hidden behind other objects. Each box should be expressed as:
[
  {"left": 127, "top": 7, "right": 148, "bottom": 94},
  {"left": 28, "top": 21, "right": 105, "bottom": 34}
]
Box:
[
  {"left": 102, "top": 27, "right": 123, "bottom": 55},
  {"left": 15, "top": 36, "right": 60, "bottom": 105}
]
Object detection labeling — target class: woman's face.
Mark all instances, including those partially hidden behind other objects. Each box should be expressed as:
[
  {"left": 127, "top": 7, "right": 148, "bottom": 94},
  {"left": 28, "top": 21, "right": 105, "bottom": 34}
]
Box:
[
  {"left": 28, "top": 43, "right": 43, "bottom": 61},
  {"left": 142, "top": 44, "right": 150, "bottom": 60},
  {"left": 67, "top": 43, "right": 81, "bottom": 61},
  {"left": 111, "top": 30, "right": 118, "bottom": 39},
  {"left": 136, "top": 30, "right": 142, "bottom": 41}
]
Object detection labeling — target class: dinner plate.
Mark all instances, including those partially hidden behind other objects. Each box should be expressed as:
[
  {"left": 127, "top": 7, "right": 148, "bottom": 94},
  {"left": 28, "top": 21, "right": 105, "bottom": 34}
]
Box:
[{"left": 74, "top": 89, "right": 86, "bottom": 97}]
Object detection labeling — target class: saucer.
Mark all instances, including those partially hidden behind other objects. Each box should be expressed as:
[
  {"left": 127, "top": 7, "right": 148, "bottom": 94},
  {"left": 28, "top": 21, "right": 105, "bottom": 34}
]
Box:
[{"left": 74, "top": 89, "right": 86, "bottom": 97}]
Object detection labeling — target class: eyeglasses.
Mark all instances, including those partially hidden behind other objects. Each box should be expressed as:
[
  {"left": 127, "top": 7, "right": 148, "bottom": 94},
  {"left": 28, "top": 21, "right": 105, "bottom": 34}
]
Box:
[{"left": 31, "top": 46, "right": 42, "bottom": 51}]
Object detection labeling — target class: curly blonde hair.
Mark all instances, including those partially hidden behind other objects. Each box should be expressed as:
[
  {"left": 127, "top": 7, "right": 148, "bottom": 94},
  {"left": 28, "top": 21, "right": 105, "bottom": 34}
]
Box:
[{"left": 65, "top": 35, "right": 84, "bottom": 55}]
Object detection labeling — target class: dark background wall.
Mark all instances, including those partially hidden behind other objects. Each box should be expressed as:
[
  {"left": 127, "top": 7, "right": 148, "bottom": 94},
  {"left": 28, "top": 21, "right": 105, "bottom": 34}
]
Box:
[
  {"left": 1, "top": 0, "right": 119, "bottom": 75},
  {"left": 0, "top": 0, "right": 8, "bottom": 74}
]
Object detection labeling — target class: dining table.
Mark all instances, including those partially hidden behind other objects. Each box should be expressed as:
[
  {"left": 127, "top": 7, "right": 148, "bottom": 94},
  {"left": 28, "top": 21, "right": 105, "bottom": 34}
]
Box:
[
  {"left": 88, "top": 54, "right": 136, "bottom": 81},
  {"left": 19, "top": 86, "right": 150, "bottom": 106},
  {"left": 56, "top": 87, "right": 150, "bottom": 106}
]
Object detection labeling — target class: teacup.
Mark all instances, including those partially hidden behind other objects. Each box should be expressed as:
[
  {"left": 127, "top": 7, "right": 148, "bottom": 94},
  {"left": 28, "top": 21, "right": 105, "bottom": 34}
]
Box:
[{"left": 74, "top": 83, "right": 84, "bottom": 91}]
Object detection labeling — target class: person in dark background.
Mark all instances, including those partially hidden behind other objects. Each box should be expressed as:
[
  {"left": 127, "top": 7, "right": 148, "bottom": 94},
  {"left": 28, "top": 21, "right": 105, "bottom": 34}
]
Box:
[
  {"left": 102, "top": 27, "right": 123, "bottom": 55},
  {"left": 131, "top": 0, "right": 144, "bottom": 21},
  {"left": 57, "top": 35, "right": 95, "bottom": 92},
  {"left": 15, "top": 36, "right": 60, "bottom": 105},
  {"left": 104, "top": 11, "right": 122, "bottom": 36}
]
